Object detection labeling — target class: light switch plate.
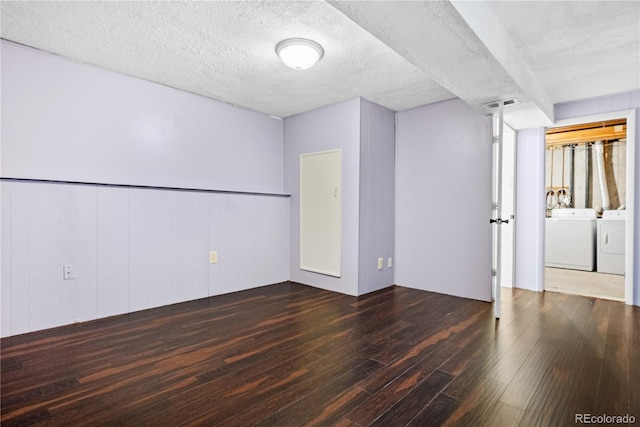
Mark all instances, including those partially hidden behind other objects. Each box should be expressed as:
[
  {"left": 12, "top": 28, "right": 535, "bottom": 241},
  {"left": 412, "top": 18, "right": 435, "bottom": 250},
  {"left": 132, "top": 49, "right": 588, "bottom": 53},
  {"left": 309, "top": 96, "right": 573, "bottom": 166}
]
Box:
[{"left": 209, "top": 251, "right": 218, "bottom": 264}]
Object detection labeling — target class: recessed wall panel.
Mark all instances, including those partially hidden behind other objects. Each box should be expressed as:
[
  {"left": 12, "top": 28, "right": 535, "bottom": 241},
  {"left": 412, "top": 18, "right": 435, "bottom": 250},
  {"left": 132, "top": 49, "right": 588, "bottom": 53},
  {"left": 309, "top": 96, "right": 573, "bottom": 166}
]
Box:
[
  {"left": 300, "top": 150, "right": 342, "bottom": 277},
  {"left": 97, "top": 187, "right": 130, "bottom": 317}
]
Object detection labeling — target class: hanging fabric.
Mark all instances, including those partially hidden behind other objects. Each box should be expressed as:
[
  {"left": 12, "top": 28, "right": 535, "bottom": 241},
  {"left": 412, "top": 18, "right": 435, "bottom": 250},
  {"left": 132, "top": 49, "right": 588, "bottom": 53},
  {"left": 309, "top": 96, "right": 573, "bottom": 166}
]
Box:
[
  {"left": 546, "top": 147, "right": 557, "bottom": 212},
  {"left": 558, "top": 145, "right": 571, "bottom": 208},
  {"left": 593, "top": 140, "right": 610, "bottom": 211}
]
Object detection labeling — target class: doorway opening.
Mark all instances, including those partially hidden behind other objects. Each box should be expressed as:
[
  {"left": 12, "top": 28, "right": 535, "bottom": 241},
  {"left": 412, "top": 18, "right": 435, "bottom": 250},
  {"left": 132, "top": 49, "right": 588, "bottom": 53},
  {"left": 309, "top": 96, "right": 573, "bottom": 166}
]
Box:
[{"left": 543, "top": 111, "right": 635, "bottom": 303}]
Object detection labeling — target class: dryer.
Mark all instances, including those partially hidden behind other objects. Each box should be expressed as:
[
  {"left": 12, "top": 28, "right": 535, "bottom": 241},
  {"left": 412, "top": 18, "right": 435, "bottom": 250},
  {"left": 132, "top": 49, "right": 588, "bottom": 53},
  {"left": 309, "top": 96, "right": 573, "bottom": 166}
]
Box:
[
  {"left": 545, "top": 208, "right": 597, "bottom": 271},
  {"left": 597, "top": 210, "right": 626, "bottom": 275}
]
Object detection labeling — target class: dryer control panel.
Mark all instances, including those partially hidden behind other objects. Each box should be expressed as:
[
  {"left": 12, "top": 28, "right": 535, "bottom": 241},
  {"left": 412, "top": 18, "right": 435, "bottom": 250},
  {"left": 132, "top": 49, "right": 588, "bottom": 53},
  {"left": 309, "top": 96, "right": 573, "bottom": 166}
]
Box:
[{"left": 551, "top": 208, "right": 597, "bottom": 218}]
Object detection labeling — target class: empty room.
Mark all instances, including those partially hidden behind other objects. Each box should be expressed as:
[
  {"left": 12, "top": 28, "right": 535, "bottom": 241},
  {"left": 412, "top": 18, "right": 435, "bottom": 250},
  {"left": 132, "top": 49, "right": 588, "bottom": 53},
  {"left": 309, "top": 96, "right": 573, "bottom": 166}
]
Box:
[{"left": 1, "top": 1, "right": 639, "bottom": 426}]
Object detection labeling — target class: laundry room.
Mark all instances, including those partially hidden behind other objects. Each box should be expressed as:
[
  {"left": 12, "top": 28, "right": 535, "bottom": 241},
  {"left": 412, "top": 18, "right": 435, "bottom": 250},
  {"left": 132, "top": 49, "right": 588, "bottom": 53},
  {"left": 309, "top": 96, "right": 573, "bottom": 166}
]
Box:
[{"left": 544, "top": 119, "right": 627, "bottom": 300}]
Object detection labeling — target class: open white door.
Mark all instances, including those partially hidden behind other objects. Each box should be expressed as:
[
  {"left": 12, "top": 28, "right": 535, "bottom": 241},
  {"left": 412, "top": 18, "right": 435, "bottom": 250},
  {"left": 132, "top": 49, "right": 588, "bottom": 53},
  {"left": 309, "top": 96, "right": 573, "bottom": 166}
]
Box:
[
  {"left": 491, "top": 102, "right": 516, "bottom": 319},
  {"left": 395, "top": 99, "right": 493, "bottom": 303}
]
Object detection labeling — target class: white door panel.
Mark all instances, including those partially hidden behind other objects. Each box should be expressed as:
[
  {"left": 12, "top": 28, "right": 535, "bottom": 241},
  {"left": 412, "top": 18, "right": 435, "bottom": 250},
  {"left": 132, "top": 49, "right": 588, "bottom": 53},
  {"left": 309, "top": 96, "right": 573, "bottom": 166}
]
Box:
[{"left": 300, "top": 150, "right": 342, "bottom": 277}]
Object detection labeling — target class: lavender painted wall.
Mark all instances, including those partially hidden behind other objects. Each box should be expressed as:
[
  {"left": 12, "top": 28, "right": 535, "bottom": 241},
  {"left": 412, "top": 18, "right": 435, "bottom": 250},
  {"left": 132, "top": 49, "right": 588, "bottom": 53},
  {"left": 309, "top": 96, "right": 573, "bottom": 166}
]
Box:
[
  {"left": 554, "top": 91, "right": 640, "bottom": 123},
  {"left": 0, "top": 41, "right": 290, "bottom": 337},
  {"left": 515, "top": 128, "right": 545, "bottom": 292},
  {"left": 358, "top": 99, "right": 395, "bottom": 294},
  {"left": 284, "top": 98, "right": 361, "bottom": 296},
  {"left": 0, "top": 41, "right": 283, "bottom": 193},
  {"left": 395, "top": 98, "right": 492, "bottom": 301}
]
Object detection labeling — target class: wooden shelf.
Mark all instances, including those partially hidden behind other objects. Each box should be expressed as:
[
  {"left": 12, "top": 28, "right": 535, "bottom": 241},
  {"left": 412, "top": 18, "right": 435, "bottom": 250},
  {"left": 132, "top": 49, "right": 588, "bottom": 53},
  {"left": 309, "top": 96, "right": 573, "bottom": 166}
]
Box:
[{"left": 546, "top": 119, "right": 626, "bottom": 148}]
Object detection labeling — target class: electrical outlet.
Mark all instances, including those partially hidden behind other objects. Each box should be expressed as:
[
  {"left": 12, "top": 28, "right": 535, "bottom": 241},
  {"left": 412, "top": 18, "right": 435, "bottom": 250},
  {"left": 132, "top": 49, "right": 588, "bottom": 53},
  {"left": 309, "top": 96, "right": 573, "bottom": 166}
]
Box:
[
  {"left": 377, "top": 258, "right": 383, "bottom": 270},
  {"left": 388, "top": 257, "right": 393, "bottom": 268},
  {"left": 209, "top": 251, "right": 218, "bottom": 264},
  {"left": 63, "top": 264, "right": 75, "bottom": 280}
]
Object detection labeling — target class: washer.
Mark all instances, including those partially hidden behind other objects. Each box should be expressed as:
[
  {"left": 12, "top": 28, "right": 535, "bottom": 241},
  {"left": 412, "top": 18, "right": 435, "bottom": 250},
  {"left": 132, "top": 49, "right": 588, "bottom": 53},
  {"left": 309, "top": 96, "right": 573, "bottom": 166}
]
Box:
[
  {"left": 545, "top": 208, "right": 597, "bottom": 271},
  {"left": 597, "top": 210, "right": 626, "bottom": 275}
]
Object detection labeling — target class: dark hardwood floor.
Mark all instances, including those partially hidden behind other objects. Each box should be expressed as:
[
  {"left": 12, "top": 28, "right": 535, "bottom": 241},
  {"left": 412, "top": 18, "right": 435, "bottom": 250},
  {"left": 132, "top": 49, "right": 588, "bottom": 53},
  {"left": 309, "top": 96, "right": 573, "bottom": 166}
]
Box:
[{"left": 1, "top": 282, "right": 638, "bottom": 426}]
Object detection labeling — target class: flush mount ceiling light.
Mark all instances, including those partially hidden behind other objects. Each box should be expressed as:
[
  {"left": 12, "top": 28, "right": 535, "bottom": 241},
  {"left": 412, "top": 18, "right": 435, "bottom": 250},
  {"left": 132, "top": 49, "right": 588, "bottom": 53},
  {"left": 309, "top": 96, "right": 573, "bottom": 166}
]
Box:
[{"left": 276, "top": 38, "right": 324, "bottom": 70}]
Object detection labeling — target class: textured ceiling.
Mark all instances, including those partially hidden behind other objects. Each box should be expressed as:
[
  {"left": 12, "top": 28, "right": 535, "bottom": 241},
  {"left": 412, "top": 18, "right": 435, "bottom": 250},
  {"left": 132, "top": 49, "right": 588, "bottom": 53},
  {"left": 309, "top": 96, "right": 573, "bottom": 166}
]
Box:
[
  {"left": 488, "top": 1, "right": 640, "bottom": 104},
  {"left": 0, "top": 1, "right": 453, "bottom": 118},
  {"left": 1, "top": 1, "right": 638, "bottom": 128}
]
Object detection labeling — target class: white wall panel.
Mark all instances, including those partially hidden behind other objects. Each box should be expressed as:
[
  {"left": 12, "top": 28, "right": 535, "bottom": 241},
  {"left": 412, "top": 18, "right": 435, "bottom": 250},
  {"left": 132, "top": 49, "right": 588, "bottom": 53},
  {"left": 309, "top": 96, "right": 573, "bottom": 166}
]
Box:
[
  {"left": 170, "top": 196, "right": 182, "bottom": 304},
  {"left": 60, "top": 186, "right": 98, "bottom": 325},
  {"left": 1, "top": 183, "right": 12, "bottom": 336},
  {"left": 25, "top": 185, "right": 67, "bottom": 331},
  {"left": 7, "top": 184, "right": 29, "bottom": 335},
  {"left": 218, "top": 195, "right": 234, "bottom": 294},
  {"left": 207, "top": 196, "right": 223, "bottom": 297},
  {"left": 178, "top": 193, "right": 209, "bottom": 302},
  {"left": 128, "top": 190, "right": 175, "bottom": 312},
  {"left": 1, "top": 181, "right": 290, "bottom": 337},
  {"left": 97, "top": 188, "right": 130, "bottom": 318},
  {"left": 220, "top": 195, "right": 290, "bottom": 294},
  {"left": 18, "top": 184, "right": 98, "bottom": 330}
]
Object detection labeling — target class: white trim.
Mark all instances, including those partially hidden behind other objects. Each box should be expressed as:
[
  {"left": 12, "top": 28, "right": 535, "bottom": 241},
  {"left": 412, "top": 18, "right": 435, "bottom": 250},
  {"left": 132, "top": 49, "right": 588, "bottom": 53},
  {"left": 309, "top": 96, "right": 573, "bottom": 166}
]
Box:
[{"left": 545, "top": 109, "right": 635, "bottom": 305}]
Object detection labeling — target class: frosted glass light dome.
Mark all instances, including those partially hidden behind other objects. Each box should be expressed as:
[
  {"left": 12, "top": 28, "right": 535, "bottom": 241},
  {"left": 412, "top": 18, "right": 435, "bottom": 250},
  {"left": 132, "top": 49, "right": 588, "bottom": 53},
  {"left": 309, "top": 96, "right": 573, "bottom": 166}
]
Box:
[{"left": 276, "top": 38, "right": 324, "bottom": 70}]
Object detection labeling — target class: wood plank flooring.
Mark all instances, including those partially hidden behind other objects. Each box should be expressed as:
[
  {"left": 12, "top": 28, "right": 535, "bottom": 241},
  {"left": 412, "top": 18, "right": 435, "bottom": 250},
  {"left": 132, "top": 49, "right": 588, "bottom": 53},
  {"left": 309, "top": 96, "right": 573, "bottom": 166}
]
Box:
[{"left": 1, "top": 282, "right": 638, "bottom": 426}]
